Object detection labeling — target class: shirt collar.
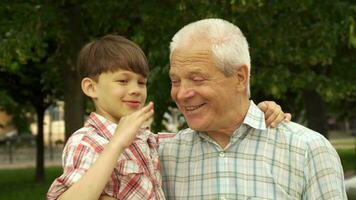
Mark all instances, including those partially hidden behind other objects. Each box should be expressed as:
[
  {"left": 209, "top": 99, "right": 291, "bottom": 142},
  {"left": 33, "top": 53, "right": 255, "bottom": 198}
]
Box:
[
  {"left": 86, "top": 112, "right": 117, "bottom": 140},
  {"left": 197, "top": 100, "right": 266, "bottom": 143},
  {"left": 242, "top": 100, "right": 267, "bottom": 131}
]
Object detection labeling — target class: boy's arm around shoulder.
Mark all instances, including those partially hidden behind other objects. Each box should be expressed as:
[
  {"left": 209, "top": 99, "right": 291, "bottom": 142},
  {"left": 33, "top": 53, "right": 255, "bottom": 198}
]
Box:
[{"left": 257, "top": 101, "right": 291, "bottom": 128}]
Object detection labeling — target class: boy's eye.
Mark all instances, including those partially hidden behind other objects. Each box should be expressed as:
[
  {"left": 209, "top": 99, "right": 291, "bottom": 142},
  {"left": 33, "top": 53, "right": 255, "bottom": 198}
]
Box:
[
  {"left": 138, "top": 81, "right": 147, "bottom": 85},
  {"left": 116, "top": 80, "right": 128, "bottom": 84}
]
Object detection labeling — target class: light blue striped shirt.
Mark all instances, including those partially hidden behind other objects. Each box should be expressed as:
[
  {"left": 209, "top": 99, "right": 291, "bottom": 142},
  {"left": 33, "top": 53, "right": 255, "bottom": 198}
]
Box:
[{"left": 159, "top": 101, "right": 346, "bottom": 199}]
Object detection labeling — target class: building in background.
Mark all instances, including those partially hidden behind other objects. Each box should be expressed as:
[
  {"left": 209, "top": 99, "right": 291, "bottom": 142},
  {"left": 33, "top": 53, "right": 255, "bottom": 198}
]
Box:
[
  {"left": 30, "top": 101, "right": 65, "bottom": 146},
  {"left": 0, "top": 107, "right": 17, "bottom": 142}
]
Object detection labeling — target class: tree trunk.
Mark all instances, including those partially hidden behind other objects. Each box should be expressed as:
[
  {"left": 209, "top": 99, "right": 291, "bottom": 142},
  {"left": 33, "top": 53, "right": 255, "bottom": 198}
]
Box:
[
  {"left": 62, "top": 1, "right": 85, "bottom": 141},
  {"left": 35, "top": 106, "right": 45, "bottom": 182},
  {"left": 302, "top": 89, "right": 328, "bottom": 138},
  {"left": 64, "top": 72, "right": 84, "bottom": 140}
]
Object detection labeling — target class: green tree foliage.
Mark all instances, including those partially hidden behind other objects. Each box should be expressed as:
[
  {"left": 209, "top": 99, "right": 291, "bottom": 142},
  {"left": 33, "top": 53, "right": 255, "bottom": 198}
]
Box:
[
  {"left": 0, "top": 0, "right": 355, "bottom": 182},
  {"left": 0, "top": 1, "right": 63, "bottom": 182},
  {"left": 241, "top": 0, "right": 356, "bottom": 135}
]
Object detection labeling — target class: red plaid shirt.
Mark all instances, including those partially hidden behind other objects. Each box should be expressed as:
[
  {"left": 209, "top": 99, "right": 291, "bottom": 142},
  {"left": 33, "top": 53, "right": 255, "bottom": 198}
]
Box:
[{"left": 47, "top": 112, "right": 165, "bottom": 200}]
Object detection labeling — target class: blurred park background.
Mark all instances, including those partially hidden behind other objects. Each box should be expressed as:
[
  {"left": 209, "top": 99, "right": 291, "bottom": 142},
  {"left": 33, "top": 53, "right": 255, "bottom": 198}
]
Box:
[{"left": 0, "top": 0, "right": 355, "bottom": 199}]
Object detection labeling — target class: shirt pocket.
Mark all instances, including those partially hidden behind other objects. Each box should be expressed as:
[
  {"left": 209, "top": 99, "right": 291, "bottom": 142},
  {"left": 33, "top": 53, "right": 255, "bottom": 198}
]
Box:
[{"left": 116, "top": 159, "right": 156, "bottom": 199}]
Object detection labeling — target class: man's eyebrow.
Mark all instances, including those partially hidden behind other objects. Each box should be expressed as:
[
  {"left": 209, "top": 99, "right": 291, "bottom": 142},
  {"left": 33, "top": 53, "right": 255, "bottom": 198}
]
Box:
[
  {"left": 190, "top": 70, "right": 204, "bottom": 75},
  {"left": 189, "top": 67, "right": 209, "bottom": 77},
  {"left": 169, "top": 68, "right": 206, "bottom": 76}
]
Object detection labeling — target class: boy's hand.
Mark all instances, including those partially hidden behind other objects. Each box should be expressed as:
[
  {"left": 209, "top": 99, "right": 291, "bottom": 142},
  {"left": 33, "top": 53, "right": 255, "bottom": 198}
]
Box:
[
  {"left": 113, "top": 102, "right": 154, "bottom": 149},
  {"left": 258, "top": 101, "right": 291, "bottom": 128},
  {"left": 99, "top": 195, "right": 116, "bottom": 200}
]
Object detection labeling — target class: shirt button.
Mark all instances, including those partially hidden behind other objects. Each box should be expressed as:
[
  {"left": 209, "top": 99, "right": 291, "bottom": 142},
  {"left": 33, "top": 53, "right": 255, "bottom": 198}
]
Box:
[{"left": 219, "top": 151, "right": 225, "bottom": 157}]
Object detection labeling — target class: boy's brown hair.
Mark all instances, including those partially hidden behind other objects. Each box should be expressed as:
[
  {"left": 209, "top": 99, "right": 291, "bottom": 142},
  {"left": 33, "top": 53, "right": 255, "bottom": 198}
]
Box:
[{"left": 77, "top": 34, "right": 149, "bottom": 79}]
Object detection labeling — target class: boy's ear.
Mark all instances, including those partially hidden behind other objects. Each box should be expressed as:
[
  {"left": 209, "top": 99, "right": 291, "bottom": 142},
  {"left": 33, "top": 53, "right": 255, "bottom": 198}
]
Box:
[
  {"left": 81, "top": 77, "right": 97, "bottom": 98},
  {"left": 234, "top": 64, "right": 249, "bottom": 92}
]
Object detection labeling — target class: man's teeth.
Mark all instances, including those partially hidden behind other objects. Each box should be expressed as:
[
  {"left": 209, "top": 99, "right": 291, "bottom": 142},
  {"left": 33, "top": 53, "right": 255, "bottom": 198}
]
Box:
[{"left": 185, "top": 104, "right": 204, "bottom": 111}]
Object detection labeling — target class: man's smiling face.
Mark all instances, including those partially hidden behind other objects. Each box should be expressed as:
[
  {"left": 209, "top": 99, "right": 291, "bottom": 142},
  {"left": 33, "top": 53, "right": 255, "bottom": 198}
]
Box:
[{"left": 169, "top": 44, "right": 242, "bottom": 133}]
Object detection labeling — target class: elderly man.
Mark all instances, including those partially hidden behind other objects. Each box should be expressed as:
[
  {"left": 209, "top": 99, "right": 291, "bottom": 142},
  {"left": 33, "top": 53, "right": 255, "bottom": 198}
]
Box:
[{"left": 159, "top": 18, "right": 346, "bottom": 199}]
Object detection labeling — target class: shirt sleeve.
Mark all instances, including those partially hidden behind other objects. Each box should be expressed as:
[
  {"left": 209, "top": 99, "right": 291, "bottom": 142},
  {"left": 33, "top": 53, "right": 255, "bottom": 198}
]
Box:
[
  {"left": 47, "top": 143, "right": 98, "bottom": 200},
  {"left": 302, "top": 138, "right": 347, "bottom": 199}
]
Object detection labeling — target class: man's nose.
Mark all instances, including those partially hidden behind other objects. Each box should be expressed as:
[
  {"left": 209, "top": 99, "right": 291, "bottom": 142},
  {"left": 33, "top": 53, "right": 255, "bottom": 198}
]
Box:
[{"left": 176, "top": 83, "right": 195, "bottom": 100}]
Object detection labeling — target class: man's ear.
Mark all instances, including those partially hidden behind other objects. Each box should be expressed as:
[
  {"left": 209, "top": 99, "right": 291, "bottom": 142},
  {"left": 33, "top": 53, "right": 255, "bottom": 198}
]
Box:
[
  {"left": 81, "top": 77, "right": 97, "bottom": 99},
  {"left": 234, "top": 64, "right": 249, "bottom": 92}
]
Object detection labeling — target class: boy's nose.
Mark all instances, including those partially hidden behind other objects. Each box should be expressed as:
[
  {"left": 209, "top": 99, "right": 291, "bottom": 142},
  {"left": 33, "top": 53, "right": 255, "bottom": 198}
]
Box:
[{"left": 128, "top": 83, "right": 141, "bottom": 96}]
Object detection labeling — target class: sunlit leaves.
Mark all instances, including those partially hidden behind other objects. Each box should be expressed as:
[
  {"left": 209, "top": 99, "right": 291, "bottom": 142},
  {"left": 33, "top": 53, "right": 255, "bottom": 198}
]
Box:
[{"left": 0, "top": 0, "right": 355, "bottom": 130}]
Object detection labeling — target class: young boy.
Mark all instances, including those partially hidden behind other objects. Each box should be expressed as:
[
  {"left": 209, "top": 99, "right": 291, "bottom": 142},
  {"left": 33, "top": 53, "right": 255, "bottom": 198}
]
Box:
[
  {"left": 47, "top": 34, "right": 289, "bottom": 200},
  {"left": 47, "top": 35, "right": 160, "bottom": 200}
]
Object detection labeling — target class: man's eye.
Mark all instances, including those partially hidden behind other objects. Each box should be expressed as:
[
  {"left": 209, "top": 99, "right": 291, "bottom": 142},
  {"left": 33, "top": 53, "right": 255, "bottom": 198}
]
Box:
[
  {"left": 171, "top": 80, "right": 179, "bottom": 85},
  {"left": 192, "top": 77, "right": 204, "bottom": 82}
]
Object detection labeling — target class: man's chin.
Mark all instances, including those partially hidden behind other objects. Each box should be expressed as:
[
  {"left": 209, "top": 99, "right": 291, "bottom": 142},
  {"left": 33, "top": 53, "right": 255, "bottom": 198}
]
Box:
[{"left": 186, "top": 121, "right": 207, "bottom": 132}]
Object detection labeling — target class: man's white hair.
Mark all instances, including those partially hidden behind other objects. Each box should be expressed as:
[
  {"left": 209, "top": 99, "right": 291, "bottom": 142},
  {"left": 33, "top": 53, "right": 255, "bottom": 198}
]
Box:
[{"left": 170, "top": 18, "right": 251, "bottom": 96}]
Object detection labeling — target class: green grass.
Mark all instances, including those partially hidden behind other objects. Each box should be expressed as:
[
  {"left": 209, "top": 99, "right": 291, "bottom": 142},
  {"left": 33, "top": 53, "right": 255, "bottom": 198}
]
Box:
[
  {"left": 0, "top": 167, "right": 62, "bottom": 200},
  {"left": 337, "top": 148, "right": 356, "bottom": 173},
  {"left": 0, "top": 149, "right": 354, "bottom": 200}
]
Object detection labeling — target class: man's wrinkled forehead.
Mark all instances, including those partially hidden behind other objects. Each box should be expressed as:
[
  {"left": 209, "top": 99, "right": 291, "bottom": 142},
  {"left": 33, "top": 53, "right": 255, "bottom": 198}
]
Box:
[
  {"left": 170, "top": 48, "right": 212, "bottom": 71},
  {"left": 170, "top": 40, "right": 212, "bottom": 62},
  {"left": 169, "top": 47, "right": 218, "bottom": 79},
  {"left": 171, "top": 37, "right": 210, "bottom": 53}
]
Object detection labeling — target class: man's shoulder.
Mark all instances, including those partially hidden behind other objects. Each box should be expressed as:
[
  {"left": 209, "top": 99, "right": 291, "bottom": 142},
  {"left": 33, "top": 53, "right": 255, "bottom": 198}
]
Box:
[
  {"left": 275, "top": 121, "right": 333, "bottom": 149},
  {"left": 278, "top": 122, "right": 322, "bottom": 138}
]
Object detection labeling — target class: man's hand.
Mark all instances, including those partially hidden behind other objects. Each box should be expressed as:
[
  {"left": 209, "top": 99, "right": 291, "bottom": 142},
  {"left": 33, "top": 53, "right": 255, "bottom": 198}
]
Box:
[
  {"left": 258, "top": 101, "right": 291, "bottom": 128},
  {"left": 112, "top": 102, "right": 154, "bottom": 149}
]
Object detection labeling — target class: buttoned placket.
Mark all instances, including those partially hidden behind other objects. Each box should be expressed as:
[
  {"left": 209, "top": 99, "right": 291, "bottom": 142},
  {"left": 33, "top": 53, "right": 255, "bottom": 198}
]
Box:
[
  {"left": 206, "top": 137, "right": 231, "bottom": 199},
  {"left": 204, "top": 126, "right": 246, "bottom": 200}
]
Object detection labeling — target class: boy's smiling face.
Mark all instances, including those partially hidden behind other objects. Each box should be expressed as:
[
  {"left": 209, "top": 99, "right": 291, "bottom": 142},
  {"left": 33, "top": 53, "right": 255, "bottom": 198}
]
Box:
[{"left": 88, "top": 69, "right": 147, "bottom": 124}]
